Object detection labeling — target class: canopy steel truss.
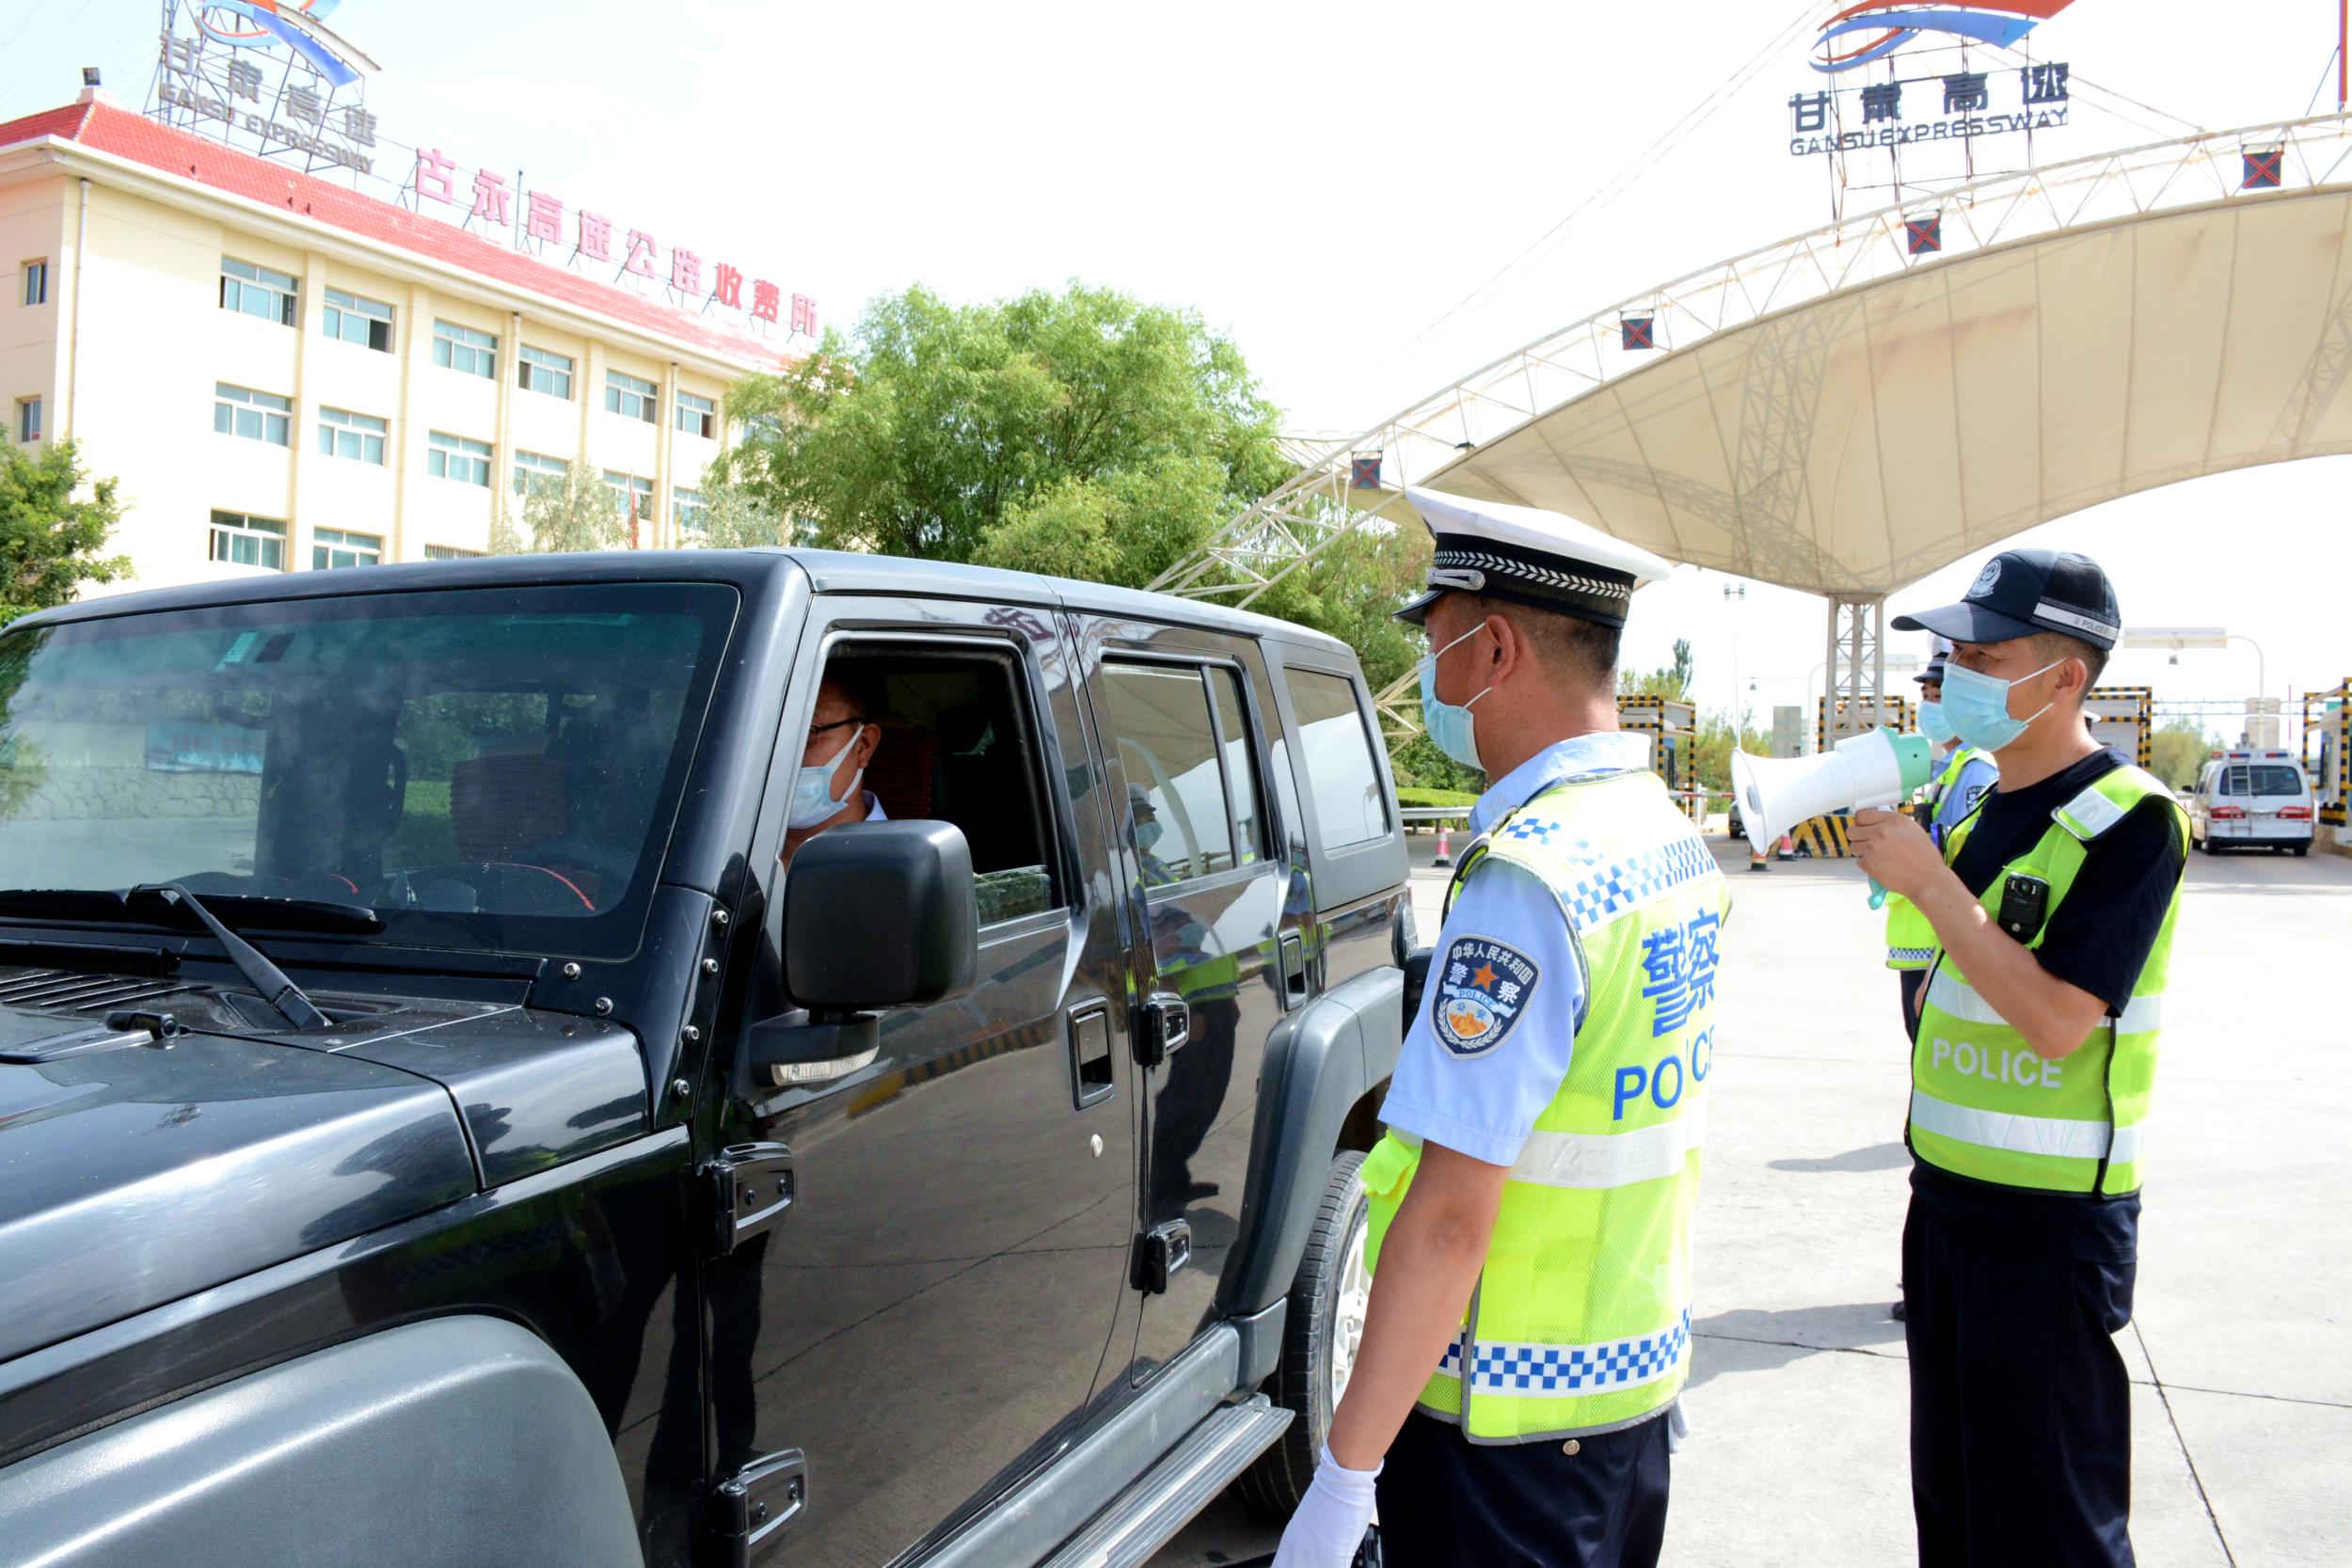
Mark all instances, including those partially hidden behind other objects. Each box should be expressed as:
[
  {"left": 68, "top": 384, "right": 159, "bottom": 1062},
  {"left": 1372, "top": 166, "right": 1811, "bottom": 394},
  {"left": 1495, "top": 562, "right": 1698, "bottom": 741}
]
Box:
[{"left": 1152, "top": 108, "right": 2352, "bottom": 748}]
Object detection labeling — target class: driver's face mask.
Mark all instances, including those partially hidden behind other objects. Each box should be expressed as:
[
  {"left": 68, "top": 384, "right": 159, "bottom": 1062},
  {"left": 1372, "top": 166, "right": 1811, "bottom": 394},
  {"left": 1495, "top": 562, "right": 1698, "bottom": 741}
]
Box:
[{"left": 789, "top": 723, "right": 866, "bottom": 830}]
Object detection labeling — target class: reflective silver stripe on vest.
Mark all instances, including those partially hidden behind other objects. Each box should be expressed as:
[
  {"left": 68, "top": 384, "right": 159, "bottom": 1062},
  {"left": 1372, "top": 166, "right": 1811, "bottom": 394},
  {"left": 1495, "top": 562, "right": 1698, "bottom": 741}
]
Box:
[
  {"left": 1910, "top": 1089, "right": 2143, "bottom": 1163},
  {"left": 2057, "top": 783, "right": 2127, "bottom": 839},
  {"left": 1928, "top": 970, "right": 2164, "bottom": 1033},
  {"left": 1509, "top": 1103, "right": 1707, "bottom": 1191}
]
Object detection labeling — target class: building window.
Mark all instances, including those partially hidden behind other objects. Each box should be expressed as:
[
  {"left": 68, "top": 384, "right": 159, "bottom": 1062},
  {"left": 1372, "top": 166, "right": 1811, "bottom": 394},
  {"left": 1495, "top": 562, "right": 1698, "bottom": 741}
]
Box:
[
  {"left": 605, "top": 370, "right": 659, "bottom": 424},
  {"left": 215, "top": 382, "right": 292, "bottom": 446},
  {"left": 311, "top": 527, "right": 382, "bottom": 571},
  {"left": 220, "top": 257, "right": 298, "bottom": 326},
  {"left": 427, "top": 431, "right": 493, "bottom": 487},
  {"left": 424, "top": 545, "right": 483, "bottom": 561},
  {"left": 21, "top": 261, "right": 47, "bottom": 308},
  {"left": 673, "top": 486, "right": 707, "bottom": 535},
  {"left": 603, "top": 469, "right": 653, "bottom": 518},
  {"left": 322, "top": 287, "right": 393, "bottom": 351},
  {"left": 433, "top": 319, "right": 498, "bottom": 379},
  {"left": 209, "top": 510, "right": 287, "bottom": 570},
  {"left": 512, "top": 450, "right": 569, "bottom": 496},
  {"left": 517, "top": 345, "right": 573, "bottom": 400},
  {"left": 16, "top": 397, "right": 42, "bottom": 443},
  {"left": 317, "top": 406, "right": 388, "bottom": 465},
  {"left": 675, "top": 389, "right": 718, "bottom": 439}
]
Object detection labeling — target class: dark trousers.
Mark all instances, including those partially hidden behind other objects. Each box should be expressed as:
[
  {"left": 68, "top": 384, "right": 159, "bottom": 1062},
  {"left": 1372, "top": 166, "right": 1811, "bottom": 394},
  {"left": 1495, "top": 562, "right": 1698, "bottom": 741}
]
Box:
[
  {"left": 1375, "top": 1408, "right": 1669, "bottom": 1568},
  {"left": 1902, "top": 1196, "right": 2137, "bottom": 1568}
]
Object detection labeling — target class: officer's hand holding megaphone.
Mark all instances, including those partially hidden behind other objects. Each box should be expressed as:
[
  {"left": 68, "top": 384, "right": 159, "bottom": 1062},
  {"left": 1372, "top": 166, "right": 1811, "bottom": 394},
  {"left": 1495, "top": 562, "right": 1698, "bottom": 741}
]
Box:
[{"left": 1849, "top": 807, "right": 1948, "bottom": 906}]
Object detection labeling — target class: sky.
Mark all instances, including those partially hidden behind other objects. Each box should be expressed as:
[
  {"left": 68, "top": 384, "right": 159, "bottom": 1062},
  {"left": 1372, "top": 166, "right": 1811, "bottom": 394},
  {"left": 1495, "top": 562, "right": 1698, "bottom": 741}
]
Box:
[{"left": 3, "top": 0, "right": 2347, "bottom": 740}]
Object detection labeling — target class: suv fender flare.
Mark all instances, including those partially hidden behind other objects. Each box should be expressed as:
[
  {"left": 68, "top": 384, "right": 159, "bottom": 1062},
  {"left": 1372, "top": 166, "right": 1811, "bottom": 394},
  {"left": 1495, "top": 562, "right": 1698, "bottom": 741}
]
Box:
[
  {"left": 1225, "top": 964, "right": 1404, "bottom": 1326},
  {"left": 0, "top": 1316, "right": 641, "bottom": 1568}
]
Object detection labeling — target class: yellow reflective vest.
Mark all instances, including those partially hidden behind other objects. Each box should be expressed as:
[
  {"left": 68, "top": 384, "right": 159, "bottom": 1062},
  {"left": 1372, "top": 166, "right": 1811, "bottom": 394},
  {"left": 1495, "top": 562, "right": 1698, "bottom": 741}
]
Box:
[
  {"left": 1364, "top": 767, "right": 1729, "bottom": 1442},
  {"left": 1884, "top": 745, "right": 1996, "bottom": 971},
  {"left": 1908, "top": 764, "right": 2186, "bottom": 1196}
]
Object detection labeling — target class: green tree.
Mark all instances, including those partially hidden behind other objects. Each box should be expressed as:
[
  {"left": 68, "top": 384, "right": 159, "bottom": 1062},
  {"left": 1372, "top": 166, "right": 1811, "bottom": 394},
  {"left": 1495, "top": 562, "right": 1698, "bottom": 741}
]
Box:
[
  {"left": 715, "top": 281, "right": 1285, "bottom": 577},
  {"left": 492, "top": 466, "right": 628, "bottom": 555},
  {"left": 0, "top": 435, "right": 131, "bottom": 626},
  {"left": 1619, "top": 638, "right": 1694, "bottom": 701},
  {"left": 2151, "top": 718, "right": 2218, "bottom": 791},
  {"left": 690, "top": 474, "right": 788, "bottom": 550}
]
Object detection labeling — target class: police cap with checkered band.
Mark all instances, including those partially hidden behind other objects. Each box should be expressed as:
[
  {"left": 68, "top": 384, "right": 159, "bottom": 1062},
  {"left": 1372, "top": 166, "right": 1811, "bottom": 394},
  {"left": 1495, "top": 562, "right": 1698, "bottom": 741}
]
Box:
[
  {"left": 1391, "top": 488, "right": 1674, "bottom": 629},
  {"left": 1892, "top": 548, "right": 2122, "bottom": 651}
]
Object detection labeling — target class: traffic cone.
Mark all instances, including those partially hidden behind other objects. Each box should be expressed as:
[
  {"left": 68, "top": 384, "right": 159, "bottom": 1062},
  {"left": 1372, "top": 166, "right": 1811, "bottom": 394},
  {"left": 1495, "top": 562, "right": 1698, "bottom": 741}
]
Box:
[{"left": 1434, "top": 822, "right": 1453, "bottom": 867}]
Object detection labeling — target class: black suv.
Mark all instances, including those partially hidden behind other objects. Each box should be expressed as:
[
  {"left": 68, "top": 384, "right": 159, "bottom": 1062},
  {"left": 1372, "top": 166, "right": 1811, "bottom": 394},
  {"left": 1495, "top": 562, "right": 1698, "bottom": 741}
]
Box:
[{"left": 0, "top": 549, "right": 1413, "bottom": 1568}]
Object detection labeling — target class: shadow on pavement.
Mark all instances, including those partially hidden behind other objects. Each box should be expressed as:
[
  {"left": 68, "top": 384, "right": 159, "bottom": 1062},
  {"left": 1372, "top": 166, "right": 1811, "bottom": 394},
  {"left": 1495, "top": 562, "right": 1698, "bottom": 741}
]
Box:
[
  {"left": 1767, "top": 1140, "right": 1911, "bottom": 1174},
  {"left": 1690, "top": 1303, "right": 1905, "bottom": 1389}
]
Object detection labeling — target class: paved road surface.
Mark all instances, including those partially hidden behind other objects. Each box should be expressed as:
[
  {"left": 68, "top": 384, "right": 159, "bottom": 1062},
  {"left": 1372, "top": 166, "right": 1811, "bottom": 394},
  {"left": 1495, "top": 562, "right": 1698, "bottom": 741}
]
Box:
[{"left": 1152, "top": 833, "right": 2352, "bottom": 1567}]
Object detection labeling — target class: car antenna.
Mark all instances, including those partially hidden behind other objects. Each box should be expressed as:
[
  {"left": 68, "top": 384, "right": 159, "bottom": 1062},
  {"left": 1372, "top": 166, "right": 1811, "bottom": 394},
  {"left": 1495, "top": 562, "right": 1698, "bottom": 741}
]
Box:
[{"left": 132, "top": 883, "right": 330, "bottom": 1031}]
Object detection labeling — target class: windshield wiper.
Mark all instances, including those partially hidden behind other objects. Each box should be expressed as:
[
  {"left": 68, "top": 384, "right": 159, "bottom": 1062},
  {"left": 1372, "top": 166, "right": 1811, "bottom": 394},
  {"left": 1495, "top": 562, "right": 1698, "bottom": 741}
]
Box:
[
  {"left": 130, "top": 884, "right": 327, "bottom": 1030},
  {"left": 0, "top": 888, "right": 382, "bottom": 934}
]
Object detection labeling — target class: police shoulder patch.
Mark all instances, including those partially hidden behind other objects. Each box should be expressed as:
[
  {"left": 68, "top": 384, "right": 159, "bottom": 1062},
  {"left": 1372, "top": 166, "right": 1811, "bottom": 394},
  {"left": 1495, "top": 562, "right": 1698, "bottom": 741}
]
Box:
[{"left": 1431, "top": 934, "right": 1542, "bottom": 1058}]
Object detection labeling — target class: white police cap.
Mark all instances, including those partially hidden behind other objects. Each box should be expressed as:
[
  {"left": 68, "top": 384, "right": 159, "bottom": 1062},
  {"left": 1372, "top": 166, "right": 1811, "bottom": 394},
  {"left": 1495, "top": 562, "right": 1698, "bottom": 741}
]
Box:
[{"left": 1392, "top": 487, "right": 1674, "bottom": 629}]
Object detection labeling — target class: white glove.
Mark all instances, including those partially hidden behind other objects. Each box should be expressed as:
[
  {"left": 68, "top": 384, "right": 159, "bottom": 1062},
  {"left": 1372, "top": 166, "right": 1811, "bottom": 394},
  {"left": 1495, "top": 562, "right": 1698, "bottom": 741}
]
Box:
[{"left": 1271, "top": 1444, "right": 1381, "bottom": 1568}]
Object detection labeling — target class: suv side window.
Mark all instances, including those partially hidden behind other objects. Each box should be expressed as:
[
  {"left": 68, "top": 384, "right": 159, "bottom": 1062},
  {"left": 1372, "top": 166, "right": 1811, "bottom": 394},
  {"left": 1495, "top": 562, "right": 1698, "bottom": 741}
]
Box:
[
  {"left": 1284, "top": 667, "right": 1391, "bottom": 853},
  {"left": 814, "top": 641, "right": 1065, "bottom": 927},
  {"left": 1100, "top": 660, "right": 1266, "bottom": 885}
]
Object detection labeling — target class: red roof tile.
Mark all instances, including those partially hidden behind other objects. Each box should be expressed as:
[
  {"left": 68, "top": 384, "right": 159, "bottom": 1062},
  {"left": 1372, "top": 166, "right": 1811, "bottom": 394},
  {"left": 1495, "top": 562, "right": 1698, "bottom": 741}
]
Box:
[{"left": 0, "top": 100, "right": 793, "bottom": 371}]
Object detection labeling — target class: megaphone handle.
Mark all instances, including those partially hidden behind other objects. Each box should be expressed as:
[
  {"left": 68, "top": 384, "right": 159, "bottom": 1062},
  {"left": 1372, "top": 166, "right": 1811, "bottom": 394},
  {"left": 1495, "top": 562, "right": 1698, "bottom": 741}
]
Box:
[
  {"left": 1855, "top": 791, "right": 1899, "bottom": 910},
  {"left": 1867, "top": 877, "right": 1889, "bottom": 911}
]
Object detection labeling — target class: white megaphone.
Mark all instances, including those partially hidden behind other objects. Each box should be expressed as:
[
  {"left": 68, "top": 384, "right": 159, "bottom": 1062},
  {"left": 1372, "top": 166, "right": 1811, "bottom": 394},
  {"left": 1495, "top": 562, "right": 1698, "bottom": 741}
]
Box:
[{"left": 1730, "top": 729, "right": 1935, "bottom": 908}]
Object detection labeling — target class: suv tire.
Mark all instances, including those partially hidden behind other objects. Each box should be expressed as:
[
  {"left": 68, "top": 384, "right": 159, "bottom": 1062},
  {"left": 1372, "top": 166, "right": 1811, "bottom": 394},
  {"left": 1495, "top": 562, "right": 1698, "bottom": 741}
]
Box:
[{"left": 1239, "top": 1148, "right": 1371, "bottom": 1518}]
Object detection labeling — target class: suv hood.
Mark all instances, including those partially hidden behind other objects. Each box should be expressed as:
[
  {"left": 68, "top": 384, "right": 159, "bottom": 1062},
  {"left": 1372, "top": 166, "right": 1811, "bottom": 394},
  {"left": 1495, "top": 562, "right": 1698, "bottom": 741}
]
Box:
[{"left": 0, "top": 974, "right": 648, "bottom": 1365}]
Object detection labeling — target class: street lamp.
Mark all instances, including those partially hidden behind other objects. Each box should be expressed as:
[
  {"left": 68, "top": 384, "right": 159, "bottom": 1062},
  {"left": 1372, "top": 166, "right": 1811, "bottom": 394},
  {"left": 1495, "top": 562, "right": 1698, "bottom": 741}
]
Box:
[{"left": 2122, "top": 626, "right": 2264, "bottom": 700}]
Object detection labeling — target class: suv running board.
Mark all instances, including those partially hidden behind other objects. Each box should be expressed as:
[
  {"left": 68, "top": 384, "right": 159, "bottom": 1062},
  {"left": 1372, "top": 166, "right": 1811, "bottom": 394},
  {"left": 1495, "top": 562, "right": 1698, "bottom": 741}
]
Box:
[{"left": 1041, "top": 1396, "right": 1293, "bottom": 1568}]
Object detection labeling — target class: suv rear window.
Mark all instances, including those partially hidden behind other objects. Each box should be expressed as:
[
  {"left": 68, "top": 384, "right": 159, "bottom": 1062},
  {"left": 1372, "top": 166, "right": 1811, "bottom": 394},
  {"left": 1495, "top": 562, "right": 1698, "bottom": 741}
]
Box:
[
  {"left": 1284, "top": 668, "right": 1390, "bottom": 853},
  {"left": 1100, "top": 661, "right": 1266, "bottom": 885},
  {"left": 2219, "top": 765, "right": 2304, "bottom": 798}
]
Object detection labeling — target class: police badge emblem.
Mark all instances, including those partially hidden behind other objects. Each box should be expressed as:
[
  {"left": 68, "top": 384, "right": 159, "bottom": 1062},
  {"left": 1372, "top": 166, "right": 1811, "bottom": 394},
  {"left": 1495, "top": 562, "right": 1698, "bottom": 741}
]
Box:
[{"left": 1432, "top": 935, "right": 1541, "bottom": 1058}]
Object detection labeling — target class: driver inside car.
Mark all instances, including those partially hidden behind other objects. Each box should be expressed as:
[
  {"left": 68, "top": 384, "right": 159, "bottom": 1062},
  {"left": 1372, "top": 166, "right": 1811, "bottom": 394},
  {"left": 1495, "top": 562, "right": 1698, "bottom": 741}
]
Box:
[{"left": 781, "top": 673, "right": 886, "bottom": 869}]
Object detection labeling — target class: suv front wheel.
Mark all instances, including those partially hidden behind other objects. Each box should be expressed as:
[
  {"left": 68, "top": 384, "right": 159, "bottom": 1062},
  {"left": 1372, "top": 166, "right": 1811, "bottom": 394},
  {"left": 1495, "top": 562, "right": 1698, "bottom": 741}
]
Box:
[{"left": 1238, "top": 1148, "right": 1371, "bottom": 1516}]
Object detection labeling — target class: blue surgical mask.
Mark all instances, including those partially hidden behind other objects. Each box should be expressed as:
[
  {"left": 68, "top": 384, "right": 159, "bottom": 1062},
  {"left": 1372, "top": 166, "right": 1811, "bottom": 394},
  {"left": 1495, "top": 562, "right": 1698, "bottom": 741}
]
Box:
[
  {"left": 1917, "top": 700, "right": 1956, "bottom": 747},
  {"left": 1418, "top": 622, "right": 1495, "bottom": 772},
  {"left": 788, "top": 724, "right": 865, "bottom": 830},
  {"left": 1939, "top": 660, "right": 2061, "bottom": 753},
  {"left": 1136, "top": 819, "right": 1165, "bottom": 852}
]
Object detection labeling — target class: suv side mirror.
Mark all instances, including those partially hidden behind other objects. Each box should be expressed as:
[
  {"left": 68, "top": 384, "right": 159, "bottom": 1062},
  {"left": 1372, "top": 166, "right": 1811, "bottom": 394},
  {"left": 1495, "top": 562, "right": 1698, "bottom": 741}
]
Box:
[{"left": 751, "top": 821, "right": 981, "bottom": 1086}]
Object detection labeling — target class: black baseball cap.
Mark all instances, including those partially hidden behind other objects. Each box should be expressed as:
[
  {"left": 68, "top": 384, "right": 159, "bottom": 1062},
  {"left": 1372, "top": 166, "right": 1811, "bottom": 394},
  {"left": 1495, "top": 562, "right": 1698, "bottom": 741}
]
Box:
[
  {"left": 1914, "top": 657, "right": 1947, "bottom": 686},
  {"left": 1893, "top": 549, "right": 2122, "bottom": 650}
]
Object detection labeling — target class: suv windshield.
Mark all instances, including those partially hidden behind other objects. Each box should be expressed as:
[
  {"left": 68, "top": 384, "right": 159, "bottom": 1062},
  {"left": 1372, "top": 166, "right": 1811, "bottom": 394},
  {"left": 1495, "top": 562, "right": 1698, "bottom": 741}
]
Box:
[{"left": 0, "top": 582, "right": 737, "bottom": 957}]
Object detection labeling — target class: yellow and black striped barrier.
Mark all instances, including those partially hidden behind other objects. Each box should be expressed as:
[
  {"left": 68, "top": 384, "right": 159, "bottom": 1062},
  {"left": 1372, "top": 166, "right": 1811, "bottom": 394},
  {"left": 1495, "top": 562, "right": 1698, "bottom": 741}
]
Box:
[{"left": 1790, "top": 816, "right": 1854, "bottom": 858}]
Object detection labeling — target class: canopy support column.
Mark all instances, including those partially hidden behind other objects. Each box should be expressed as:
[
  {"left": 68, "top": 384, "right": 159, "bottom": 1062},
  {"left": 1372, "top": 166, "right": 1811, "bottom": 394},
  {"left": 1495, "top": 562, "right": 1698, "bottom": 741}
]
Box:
[{"left": 1823, "top": 596, "right": 1890, "bottom": 747}]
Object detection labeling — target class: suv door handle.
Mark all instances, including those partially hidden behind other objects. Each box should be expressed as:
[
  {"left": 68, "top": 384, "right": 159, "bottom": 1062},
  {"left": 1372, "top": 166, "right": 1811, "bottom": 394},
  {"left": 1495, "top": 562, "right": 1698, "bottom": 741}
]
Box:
[
  {"left": 1278, "top": 932, "right": 1310, "bottom": 1006},
  {"left": 1136, "top": 991, "right": 1189, "bottom": 1068}
]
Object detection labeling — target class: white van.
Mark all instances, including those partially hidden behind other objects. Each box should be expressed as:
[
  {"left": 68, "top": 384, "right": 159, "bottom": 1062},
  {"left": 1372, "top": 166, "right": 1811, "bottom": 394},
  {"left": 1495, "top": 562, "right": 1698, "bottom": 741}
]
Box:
[{"left": 2190, "top": 750, "right": 2316, "bottom": 855}]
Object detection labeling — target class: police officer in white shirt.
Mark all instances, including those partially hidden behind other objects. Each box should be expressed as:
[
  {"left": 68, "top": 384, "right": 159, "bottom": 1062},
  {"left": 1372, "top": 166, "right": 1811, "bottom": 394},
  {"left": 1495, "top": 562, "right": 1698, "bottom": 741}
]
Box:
[{"left": 1275, "top": 491, "right": 1726, "bottom": 1568}]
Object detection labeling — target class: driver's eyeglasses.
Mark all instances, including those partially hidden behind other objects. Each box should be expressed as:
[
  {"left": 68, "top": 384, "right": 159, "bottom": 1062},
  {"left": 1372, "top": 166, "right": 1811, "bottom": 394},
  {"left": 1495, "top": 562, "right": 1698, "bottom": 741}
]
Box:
[{"left": 803, "top": 717, "right": 865, "bottom": 753}]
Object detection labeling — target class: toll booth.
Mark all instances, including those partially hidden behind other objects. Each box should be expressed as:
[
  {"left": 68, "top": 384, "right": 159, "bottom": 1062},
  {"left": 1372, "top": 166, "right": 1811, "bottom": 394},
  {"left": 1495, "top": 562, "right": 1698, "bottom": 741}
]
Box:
[
  {"left": 2087, "top": 686, "right": 2154, "bottom": 770},
  {"left": 2306, "top": 677, "right": 2350, "bottom": 852},
  {"left": 1617, "top": 697, "right": 1704, "bottom": 822},
  {"left": 1815, "top": 695, "right": 1913, "bottom": 752}
]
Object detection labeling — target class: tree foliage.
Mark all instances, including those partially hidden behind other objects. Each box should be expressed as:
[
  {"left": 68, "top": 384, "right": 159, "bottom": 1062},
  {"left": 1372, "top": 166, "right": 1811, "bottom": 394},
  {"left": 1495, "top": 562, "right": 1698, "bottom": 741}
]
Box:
[
  {"left": 714, "top": 282, "right": 1286, "bottom": 577},
  {"left": 0, "top": 436, "right": 131, "bottom": 626},
  {"left": 1619, "top": 638, "right": 1694, "bottom": 702},
  {"left": 691, "top": 474, "right": 789, "bottom": 550},
  {"left": 2150, "top": 717, "right": 2218, "bottom": 791},
  {"left": 492, "top": 466, "right": 628, "bottom": 556}
]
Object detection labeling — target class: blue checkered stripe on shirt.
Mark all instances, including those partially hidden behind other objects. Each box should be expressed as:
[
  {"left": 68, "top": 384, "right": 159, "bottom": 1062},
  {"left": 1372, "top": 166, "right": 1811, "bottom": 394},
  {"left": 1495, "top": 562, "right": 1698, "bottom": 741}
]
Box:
[
  {"left": 1436, "top": 1308, "right": 1692, "bottom": 1395},
  {"left": 1561, "top": 833, "right": 1717, "bottom": 932}
]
